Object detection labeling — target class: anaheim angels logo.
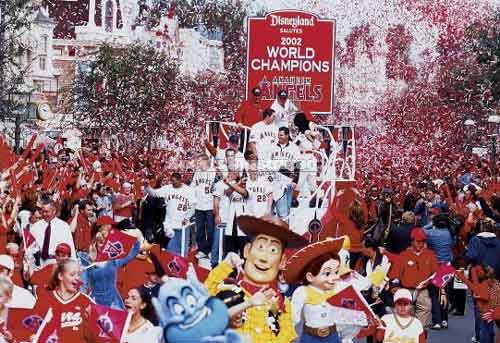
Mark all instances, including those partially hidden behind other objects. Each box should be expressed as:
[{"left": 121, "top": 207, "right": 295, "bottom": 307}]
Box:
[
  {"left": 97, "top": 312, "right": 114, "bottom": 337},
  {"left": 22, "top": 314, "right": 43, "bottom": 330},
  {"left": 102, "top": 241, "right": 124, "bottom": 259}
]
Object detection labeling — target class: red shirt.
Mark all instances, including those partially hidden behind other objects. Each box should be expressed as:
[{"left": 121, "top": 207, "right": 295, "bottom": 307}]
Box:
[
  {"left": 395, "top": 247, "right": 438, "bottom": 288},
  {"left": 234, "top": 100, "right": 264, "bottom": 127},
  {"left": 36, "top": 290, "right": 93, "bottom": 342},
  {"left": 113, "top": 193, "right": 134, "bottom": 218},
  {"left": 68, "top": 214, "right": 92, "bottom": 251}
]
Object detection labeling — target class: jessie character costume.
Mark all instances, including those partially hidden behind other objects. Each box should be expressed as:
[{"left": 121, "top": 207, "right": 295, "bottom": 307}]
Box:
[{"left": 284, "top": 238, "right": 345, "bottom": 343}]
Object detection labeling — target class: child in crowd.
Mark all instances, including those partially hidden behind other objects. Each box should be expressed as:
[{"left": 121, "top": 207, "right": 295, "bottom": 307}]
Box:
[{"left": 376, "top": 288, "right": 426, "bottom": 343}]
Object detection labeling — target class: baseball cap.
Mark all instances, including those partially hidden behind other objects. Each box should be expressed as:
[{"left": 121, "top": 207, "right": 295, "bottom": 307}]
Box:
[
  {"left": 411, "top": 227, "right": 427, "bottom": 241},
  {"left": 55, "top": 243, "right": 71, "bottom": 256},
  {"left": 122, "top": 182, "right": 132, "bottom": 189},
  {"left": 228, "top": 134, "right": 240, "bottom": 144},
  {"left": 278, "top": 90, "right": 288, "bottom": 98},
  {"left": 0, "top": 255, "right": 14, "bottom": 271},
  {"left": 252, "top": 87, "right": 262, "bottom": 96},
  {"left": 96, "top": 215, "right": 116, "bottom": 227},
  {"left": 394, "top": 288, "right": 412, "bottom": 303}
]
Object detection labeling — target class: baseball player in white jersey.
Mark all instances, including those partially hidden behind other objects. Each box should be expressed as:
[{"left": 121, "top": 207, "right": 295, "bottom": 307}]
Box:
[
  {"left": 146, "top": 172, "right": 196, "bottom": 257},
  {"left": 248, "top": 108, "right": 279, "bottom": 162},
  {"left": 241, "top": 159, "right": 273, "bottom": 217},
  {"left": 269, "top": 127, "right": 300, "bottom": 220},
  {"left": 192, "top": 154, "right": 217, "bottom": 260}
]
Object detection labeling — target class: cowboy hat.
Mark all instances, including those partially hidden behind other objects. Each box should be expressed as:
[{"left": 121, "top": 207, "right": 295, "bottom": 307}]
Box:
[
  {"left": 283, "top": 237, "right": 345, "bottom": 284},
  {"left": 236, "top": 215, "right": 307, "bottom": 249}
]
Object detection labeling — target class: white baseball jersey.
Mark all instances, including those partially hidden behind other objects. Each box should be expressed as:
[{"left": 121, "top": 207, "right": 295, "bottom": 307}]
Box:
[
  {"left": 269, "top": 142, "right": 301, "bottom": 172},
  {"left": 270, "top": 99, "right": 298, "bottom": 128},
  {"left": 147, "top": 184, "right": 196, "bottom": 230},
  {"left": 192, "top": 168, "right": 216, "bottom": 211},
  {"left": 380, "top": 314, "right": 424, "bottom": 343},
  {"left": 213, "top": 181, "right": 246, "bottom": 236},
  {"left": 249, "top": 121, "right": 278, "bottom": 160},
  {"left": 245, "top": 177, "right": 273, "bottom": 217}
]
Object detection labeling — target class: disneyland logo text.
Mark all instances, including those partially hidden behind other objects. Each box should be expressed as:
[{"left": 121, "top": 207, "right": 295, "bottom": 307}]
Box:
[{"left": 269, "top": 15, "right": 316, "bottom": 28}]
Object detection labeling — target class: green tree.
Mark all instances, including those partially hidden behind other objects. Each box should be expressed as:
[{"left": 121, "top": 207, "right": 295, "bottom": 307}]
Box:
[{"left": 0, "top": 0, "right": 37, "bottom": 151}]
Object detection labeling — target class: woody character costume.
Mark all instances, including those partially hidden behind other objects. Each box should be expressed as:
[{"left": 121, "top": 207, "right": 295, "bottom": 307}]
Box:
[
  {"left": 205, "top": 215, "right": 307, "bottom": 343},
  {"left": 284, "top": 237, "right": 345, "bottom": 343}
]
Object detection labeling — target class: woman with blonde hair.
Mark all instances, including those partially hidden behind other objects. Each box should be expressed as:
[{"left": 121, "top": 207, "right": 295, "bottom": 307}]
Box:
[
  {"left": 36, "top": 258, "right": 93, "bottom": 342},
  {"left": 79, "top": 218, "right": 140, "bottom": 309}
]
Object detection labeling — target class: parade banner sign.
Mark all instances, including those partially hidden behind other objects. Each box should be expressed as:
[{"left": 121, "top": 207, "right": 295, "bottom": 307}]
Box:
[{"left": 246, "top": 10, "right": 336, "bottom": 114}]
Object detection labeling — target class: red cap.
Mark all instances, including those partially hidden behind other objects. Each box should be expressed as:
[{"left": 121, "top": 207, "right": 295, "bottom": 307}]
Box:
[
  {"left": 55, "top": 243, "right": 71, "bottom": 256},
  {"left": 411, "top": 227, "right": 427, "bottom": 241},
  {"left": 96, "top": 216, "right": 116, "bottom": 227}
]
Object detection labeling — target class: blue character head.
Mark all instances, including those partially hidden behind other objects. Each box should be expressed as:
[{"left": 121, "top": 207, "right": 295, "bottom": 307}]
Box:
[{"left": 152, "top": 265, "right": 229, "bottom": 342}]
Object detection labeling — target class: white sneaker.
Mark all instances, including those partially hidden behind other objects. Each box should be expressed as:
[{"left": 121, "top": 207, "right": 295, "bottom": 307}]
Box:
[
  {"left": 471, "top": 337, "right": 478, "bottom": 343},
  {"left": 195, "top": 251, "right": 207, "bottom": 259},
  {"left": 441, "top": 320, "right": 448, "bottom": 329}
]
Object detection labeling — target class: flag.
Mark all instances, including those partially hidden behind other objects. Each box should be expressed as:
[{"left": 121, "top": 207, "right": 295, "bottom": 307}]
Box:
[
  {"left": 432, "top": 263, "right": 457, "bottom": 288},
  {"left": 328, "top": 285, "right": 377, "bottom": 323},
  {"left": 156, "top": 249, "right": 188, "bottom": 278},
  {"left": 9, "top": 169, "right": 18, "bottom": 197},
  {"left": 30, "top": 263, "right": 56, "bottom": 288},
  {"left": 27, "top": 144, "right": 44, "bottom": 165},
  {"left": 7, "top": 307, "right": 46, "bottom": 342},
  {"left": 89, "top": 303, "right": 131, "bottom": 342},
  {"left": 22, "top": 228, "right": 36, "bottom": 251},
  {"left": 96, "top": 229, "right": 137, "bottom": 262},
  {"left": 20, "top": 134, "right": 37, "bottom": 160}
]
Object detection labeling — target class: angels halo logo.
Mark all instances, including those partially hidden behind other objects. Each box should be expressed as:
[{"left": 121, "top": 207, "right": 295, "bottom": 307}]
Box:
[
  {"left": 22, "top": 314, "right": 43, "bottom": 330},
  {"left": 97, "top": 311, "right": 114, "bottom": 337},
  {"left": 103, "top": 240, "right": 124, "bottom": 258}
]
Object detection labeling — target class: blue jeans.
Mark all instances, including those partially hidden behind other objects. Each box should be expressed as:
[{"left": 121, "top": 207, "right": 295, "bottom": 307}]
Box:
[
  {"left": 479, "top": 318, "right": 495, "bottom": 343},
  {"left": 301, "top": 331, "right": 340, "bottom": 343},
  {"left": 211, "top": 224, "right": 225, "bottom": 267},
  {"left": 195, "top": 210, "right": 215, "bottom": 255},
  {"left": 473, "top": 301, "right": 495, "bottom": 343},
  {"left": 274, "top": 185, "right": 293, "bottom": 219},
  {"left": 166, "top": 228, "right": 190, "bottom": 257}
]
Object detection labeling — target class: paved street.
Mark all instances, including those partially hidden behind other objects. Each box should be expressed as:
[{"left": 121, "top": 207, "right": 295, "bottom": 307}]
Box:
[{"left": 428, "top": 295, "right": 476, "bottom": 343}]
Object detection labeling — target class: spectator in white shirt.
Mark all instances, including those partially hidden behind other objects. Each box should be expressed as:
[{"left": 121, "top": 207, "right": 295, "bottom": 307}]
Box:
[
  {"left": 29, "top": 198, "right": 76, "bottom": 267},
  {"left": 270, "top": 90, "right": 298, "bottom": 128}
]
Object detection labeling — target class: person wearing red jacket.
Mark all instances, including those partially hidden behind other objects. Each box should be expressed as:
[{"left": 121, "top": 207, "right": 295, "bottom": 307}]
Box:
[{"left": 392, "top": 228, "right": 438, "bottom": 329}]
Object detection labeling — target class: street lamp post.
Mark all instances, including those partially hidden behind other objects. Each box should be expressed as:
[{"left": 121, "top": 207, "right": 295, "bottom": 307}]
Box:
[{"left": 12, "top": 88, "right": 32, "bottom": 154}]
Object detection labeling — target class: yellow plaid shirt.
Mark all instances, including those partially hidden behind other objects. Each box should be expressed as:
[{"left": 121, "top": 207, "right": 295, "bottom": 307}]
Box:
[{"left": 205, "top": 261, "right": 297, "bottom": 343}]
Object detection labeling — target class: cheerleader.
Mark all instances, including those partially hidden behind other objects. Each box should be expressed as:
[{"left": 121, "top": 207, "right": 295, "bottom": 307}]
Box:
[{"left": 36, "top": 258, "right": 94, "bottom": 342}]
